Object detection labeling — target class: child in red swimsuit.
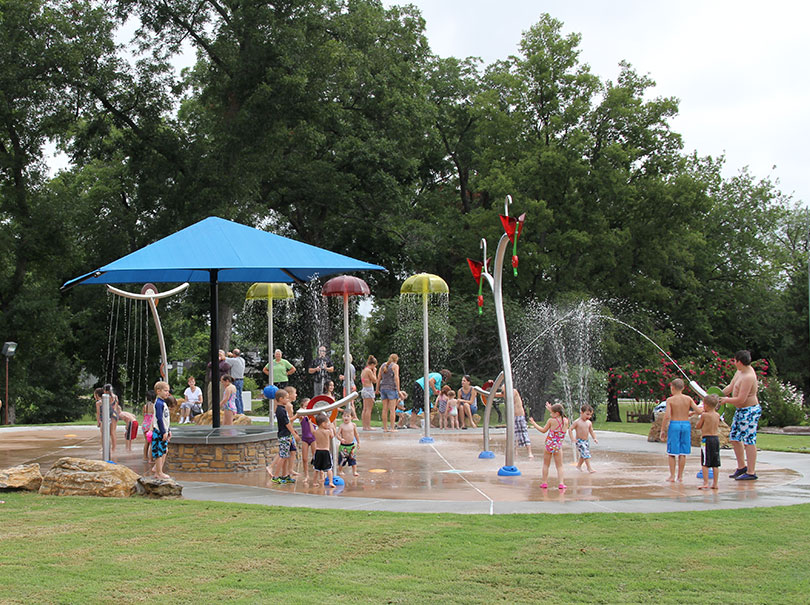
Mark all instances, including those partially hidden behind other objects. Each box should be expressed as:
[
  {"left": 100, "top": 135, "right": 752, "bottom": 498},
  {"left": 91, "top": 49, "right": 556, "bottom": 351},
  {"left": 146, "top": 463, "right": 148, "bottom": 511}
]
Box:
[{"left": 529, "top": 402, "right": 570, "bottom": 490}]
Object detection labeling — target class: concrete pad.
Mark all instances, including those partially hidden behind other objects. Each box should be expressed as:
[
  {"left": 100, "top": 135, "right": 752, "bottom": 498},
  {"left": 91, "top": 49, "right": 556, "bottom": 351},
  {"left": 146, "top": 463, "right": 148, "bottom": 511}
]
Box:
[{"left": 1, "top": 425, "right": 807, "bottom": 514}]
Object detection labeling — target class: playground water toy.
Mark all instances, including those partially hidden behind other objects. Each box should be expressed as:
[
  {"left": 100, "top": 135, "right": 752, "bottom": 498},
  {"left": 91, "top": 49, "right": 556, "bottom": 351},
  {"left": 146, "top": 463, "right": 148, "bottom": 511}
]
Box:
[
  {"left": 321, "top": 275, "right": 370, "bottom": 404},
  {"left": 400, "top": 273, "right": 449, "bottom": 444},
  {"left": 467, "top": 196, "right": 524, "bottom": 476},
  {"left": 246, "top": 282, "right": 294, "bottom": 429}
]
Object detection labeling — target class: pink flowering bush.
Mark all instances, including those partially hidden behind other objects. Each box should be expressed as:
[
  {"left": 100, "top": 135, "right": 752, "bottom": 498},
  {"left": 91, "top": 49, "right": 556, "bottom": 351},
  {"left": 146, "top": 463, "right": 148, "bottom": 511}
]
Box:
[{"left": 608, "top": 351, "right": 770, "bottom": 405}]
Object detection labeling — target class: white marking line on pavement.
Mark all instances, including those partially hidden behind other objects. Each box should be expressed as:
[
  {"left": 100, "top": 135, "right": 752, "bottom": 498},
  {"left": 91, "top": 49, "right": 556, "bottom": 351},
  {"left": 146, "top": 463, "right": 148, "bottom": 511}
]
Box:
[{"left": 430, "top": 442, "right": 495, "bottom": 515}]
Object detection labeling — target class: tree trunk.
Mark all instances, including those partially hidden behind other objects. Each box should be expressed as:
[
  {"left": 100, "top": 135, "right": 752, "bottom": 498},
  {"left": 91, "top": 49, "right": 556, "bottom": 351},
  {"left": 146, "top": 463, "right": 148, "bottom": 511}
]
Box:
[{"left": 606, "top": 374, "right": 621, "bottom": 422}]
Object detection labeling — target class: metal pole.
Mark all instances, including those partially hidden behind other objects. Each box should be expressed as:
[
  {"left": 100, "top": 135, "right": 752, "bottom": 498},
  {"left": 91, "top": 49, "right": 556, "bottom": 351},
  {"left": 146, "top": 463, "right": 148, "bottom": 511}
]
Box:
[
  {"left": 268, "top": 300, "right": 275, "bottom": 429},
  {"left": 492, "top": 233, "right": 519, "bottom": 475},
  {"left": 147, "top": 296, "right": 168, "bottom": 380},
  {"left": 343, "top": 293, "right": 350, "bottom": 400},
  {"left": 210, "top": 270, "right": 221, "bottom": 428},
  {"left": 4, "top": 356, "right": 8, "bottom": 425},
  {"left": 421, "top": 292, "right": 433, "bottom": 443},
  {"left": 101, "top": 393, "right": 110, "bottom": 460}
]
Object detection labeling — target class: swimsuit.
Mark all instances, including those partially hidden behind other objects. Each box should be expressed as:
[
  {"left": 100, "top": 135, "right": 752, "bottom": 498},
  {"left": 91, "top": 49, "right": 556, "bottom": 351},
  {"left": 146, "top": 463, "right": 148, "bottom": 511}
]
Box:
[
  {"left": 338, "top": 443, "right": 357, "bottom": 467},
  {"left": 300, "top": 417, "right": 315, "bottom": 445},
  {"left": 701, "top": 435, "right": 721, "bottom": 468},
  {"left": 142, "top": 413, "right": 154, "bottom": 436},
  {"left": 729, "top": 405, "right": 761, "bottom": 445},
  {"left": 576, "top": 438, "right": 591, "bottom": 459},
  {"left": 278, "top": 436, "right": 292, "bottom": 458},
  {"left": 437, "top": 397, "right": 448, "bottom": 413},
  {"left": 313, "top": 449, "right": 332, "bottom": 471},
  {"left": 515, "top": 416, "right": 530, "bottom": 447},
  {"left": 666, "top": 420, "right": 691, "bottom": 455},
  {"left": 151, "top": 429, "right": 168, "bottom": 458},
  {"left": 223, "top": 390, "right": 237, "bottom": 413},
  {"left": 545, "top": 419, "right": 566, "bottom": 454},
  {"left": 361, "top": 386, "right": 375, "bottom": 399}
]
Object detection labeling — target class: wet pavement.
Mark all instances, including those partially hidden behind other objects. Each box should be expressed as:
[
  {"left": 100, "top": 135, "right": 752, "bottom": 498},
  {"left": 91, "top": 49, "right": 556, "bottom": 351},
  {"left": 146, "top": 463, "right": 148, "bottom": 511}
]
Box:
[{"left": 2, "top": 424, "right": 808, "bottom": 514}]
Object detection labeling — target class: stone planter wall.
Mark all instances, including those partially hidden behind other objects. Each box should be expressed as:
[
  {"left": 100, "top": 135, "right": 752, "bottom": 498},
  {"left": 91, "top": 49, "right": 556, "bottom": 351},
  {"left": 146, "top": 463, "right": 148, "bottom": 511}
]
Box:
[{"left": 168, "top": 439, "right": 277, "bottom": 473}]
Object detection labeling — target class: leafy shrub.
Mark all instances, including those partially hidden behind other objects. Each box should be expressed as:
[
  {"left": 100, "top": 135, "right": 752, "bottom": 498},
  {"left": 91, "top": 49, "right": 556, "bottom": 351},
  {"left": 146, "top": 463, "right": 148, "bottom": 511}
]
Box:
[{"left": 760, "top": 379, "right": 806, "bottom": 427}]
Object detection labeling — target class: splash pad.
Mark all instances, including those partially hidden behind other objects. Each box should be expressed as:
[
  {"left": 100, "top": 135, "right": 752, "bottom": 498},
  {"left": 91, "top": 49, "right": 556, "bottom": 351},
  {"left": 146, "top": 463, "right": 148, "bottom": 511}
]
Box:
[{"left": 2, "top": 425, "right": 805, "bottom": 515}]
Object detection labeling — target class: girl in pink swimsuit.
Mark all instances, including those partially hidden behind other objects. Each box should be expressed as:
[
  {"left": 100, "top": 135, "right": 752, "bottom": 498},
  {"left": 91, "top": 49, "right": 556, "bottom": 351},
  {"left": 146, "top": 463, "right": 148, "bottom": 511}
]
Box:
[{"left": 529, "top": 403, "right": 570, "bottom": 490}]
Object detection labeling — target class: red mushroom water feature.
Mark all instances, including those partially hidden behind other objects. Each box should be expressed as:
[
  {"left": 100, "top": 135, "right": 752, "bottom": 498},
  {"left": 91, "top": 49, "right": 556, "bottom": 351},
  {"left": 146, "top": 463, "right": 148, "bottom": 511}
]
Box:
[{"left": 321, "top": 275, "right": 370, "bottom": 413}]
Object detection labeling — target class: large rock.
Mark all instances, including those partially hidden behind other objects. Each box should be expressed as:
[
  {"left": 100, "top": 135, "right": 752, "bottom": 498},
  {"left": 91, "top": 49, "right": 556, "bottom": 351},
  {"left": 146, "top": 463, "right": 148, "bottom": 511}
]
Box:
[
  {"left": 649, "top": 414, "right": 730, "bottom": 448},
  {"left": 39, "top": 457, "right": 140, "bottom": 498},
  {"left": 0, "top": 463, "right": 43, "bottom": 491},
  {"left": 193, "top": 410, "right": 251, "bottom": 425},
  {"left": 136, "top": 476, "right": 183, "bottom": 499}
]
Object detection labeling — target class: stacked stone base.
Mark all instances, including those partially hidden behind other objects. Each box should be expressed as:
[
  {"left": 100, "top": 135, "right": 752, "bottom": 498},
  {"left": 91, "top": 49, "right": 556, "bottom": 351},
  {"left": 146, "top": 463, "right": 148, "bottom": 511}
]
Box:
[{"left": 168, "top": 439, "right": 277, "bottom": 473}]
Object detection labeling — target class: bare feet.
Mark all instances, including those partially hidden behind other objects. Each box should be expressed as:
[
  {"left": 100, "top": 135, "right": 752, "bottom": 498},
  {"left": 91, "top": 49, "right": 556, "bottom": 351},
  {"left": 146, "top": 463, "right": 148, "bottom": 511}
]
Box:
[
  {"left": 353, "top": 471, "right": 359, "bottom": 477},
  {"left": 698, "top": 484, "right": 709, "bottom": 490},
  {"left": 157, "top": 473, "right": 171, "bottom": 480},
  {"left": 588, "top": 469, "right": 597, "bottom": 474},
  {"left": 711, "top": 485, "right": 719, "bottom": 490},
  {"left": 666, "top": 476, "right": 675, "bottom": 482},
  {"left": 528, "top": 453, "right": 534, "bottom": 459}
]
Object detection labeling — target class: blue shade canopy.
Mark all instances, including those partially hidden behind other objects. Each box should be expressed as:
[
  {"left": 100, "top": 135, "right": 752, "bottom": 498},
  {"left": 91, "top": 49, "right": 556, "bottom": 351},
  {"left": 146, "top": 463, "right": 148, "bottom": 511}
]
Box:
[{"left": 62, "top": 217, "right": 385, "bottom": 289}]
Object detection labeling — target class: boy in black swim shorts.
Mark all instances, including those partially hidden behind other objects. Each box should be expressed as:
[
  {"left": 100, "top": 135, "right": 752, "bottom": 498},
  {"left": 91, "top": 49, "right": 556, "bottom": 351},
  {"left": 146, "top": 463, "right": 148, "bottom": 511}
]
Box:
[{"left": 697, "top": 394, "right": 722, "bottom": 490}]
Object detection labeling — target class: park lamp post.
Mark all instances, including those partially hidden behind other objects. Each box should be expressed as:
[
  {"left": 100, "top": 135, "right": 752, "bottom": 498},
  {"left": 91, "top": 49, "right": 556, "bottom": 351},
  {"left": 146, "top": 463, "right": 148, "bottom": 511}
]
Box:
[{"left": 3, "top": 342, "right": 17, "bottom": 425}]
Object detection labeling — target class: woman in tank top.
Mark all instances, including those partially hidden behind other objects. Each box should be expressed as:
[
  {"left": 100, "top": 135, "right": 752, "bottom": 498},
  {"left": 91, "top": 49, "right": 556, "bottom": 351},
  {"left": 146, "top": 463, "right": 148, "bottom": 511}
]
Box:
[
  {"left": 457, "top": 375, "right": 478, "bottom": 428},
  {"left": 377, "top": 354, "right": 401, "bottom": 432}
]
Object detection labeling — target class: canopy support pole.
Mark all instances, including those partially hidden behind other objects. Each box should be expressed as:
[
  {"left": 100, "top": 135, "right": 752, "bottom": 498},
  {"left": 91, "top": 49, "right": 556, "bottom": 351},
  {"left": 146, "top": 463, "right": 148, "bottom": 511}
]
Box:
[{"left": 210, "top": 270, "right": 221, "bottom": 428}]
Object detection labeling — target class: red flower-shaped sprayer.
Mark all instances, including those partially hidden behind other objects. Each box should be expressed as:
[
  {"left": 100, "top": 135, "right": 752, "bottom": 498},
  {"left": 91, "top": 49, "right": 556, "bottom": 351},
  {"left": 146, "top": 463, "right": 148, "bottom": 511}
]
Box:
[{"left": 499, "top": 212, "right": 526, "bottom": 277}]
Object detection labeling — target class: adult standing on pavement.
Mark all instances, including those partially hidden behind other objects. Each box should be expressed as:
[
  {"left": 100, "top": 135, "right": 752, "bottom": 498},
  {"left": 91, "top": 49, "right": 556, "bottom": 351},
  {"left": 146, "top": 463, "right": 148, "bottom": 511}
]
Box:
[
  {"left": 263, "top": 349, "right": 296, "bottom": 387},
  {"left": 360, "top": 356, "right": 378, "bottom": 430},
  {"left": 308, "top": 345, "right": 334, "bottom": 398},
  {"left": 225, "top": 349, "right": 246, "bottom": 415},
  {"left": 721, "top": 350, "right": 762, "bottom": 481},
  {"left": 377, "top": 354, "right": 400, "bottom": 432}
]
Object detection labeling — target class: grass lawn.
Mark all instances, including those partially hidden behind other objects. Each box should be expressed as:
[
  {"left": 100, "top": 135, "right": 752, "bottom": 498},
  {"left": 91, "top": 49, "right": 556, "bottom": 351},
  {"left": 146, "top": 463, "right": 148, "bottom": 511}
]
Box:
[{"left": 1, "top": 493, "right": 808, "bottom": 603}]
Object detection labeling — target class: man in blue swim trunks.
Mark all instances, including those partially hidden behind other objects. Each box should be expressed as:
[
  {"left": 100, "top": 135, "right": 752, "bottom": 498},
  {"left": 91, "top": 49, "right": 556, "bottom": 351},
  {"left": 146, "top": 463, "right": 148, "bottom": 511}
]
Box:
[
  {"left": 720, "top": 350, "right": 762, "bottom": 481},
  {"left": 660, "top": 378, "right": 701, "bottom": 482}
]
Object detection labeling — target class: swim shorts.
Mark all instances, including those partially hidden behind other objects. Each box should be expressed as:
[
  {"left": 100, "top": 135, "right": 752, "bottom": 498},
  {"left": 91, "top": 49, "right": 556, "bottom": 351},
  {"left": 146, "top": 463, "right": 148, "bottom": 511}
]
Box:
[
  {"left": 313, "top": 449, "right": 332, "bottom": 471},
  {"left": 515, "top": 416, "right": 530, "bottom": 447},
  {"left": 338, "top": 443, "right": 356, "bottom": 466},
  {"left": 151, "top": 430, "right": 168, "bottom": 458},
  {"left": 576, "top": 438, "right": 591, "bottom": 459},
  {"left": 701, "top": 435, "right": 721, "bottom": 468},
  {"left": 380, "top": 388, "right": 398, "bottom": 400},
  {"left": 361, "top": 386, "right": 375, "bottom": 399},
  {"left": 278, "top": 435, "right": 292, "bottom": 458},
  {"left": 125, "top": 420, "right": 138, "bottom": 441},
  {"left": 729, "top": 405, "right": 761, "bottom": 445},
  {"left": 666, "top": 420, "right": 691, "bottom": 456}
]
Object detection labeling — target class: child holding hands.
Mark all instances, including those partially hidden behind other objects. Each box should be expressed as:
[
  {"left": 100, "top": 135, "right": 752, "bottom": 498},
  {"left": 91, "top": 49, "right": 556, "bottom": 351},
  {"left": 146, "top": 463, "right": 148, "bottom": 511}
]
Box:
[{"left": 529, "top": 402, "right": 569, "bottom": 490}]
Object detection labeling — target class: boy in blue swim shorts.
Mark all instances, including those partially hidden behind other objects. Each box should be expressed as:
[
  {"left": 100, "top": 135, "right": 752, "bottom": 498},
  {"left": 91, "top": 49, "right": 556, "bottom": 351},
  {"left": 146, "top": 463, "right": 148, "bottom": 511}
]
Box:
[{"left": 660, "top": 378, "right": 700, "bottom": 482}]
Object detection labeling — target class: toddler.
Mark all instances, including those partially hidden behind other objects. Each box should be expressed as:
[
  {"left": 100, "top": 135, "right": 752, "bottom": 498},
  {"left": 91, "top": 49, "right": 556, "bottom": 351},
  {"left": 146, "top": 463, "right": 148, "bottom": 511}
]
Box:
[{"left": 569, "top": 404, "right": 598, "bottom": 472}]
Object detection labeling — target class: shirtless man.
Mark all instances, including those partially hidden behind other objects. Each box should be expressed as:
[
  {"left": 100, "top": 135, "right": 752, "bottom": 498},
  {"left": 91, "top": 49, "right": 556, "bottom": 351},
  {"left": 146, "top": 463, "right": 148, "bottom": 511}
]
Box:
[
  {"left": 660, "top": 378, "right": 700, "bottom": 482},
  {"left": 720, "top": 350, "right": 761, "bottom": 481}
]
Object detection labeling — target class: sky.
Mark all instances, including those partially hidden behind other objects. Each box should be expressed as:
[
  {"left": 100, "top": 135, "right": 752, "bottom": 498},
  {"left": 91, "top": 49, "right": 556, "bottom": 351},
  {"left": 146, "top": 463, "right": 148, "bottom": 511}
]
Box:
[{"left": 383, "top": 0, "right": 809, "bottom": 205}]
